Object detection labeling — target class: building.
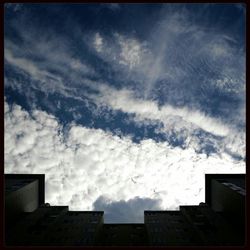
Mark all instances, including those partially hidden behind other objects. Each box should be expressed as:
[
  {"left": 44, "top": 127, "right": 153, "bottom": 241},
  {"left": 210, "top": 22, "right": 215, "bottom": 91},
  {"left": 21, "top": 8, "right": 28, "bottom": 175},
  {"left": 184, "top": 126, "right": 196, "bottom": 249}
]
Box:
[
  {"left": 99, "top": 223, "right": 148, "bottom": 246},
  {"left": 4, "top": 174, "right": 104, "bottom": 246},
  {"left": 180, "top": 204, "right": 241, "bottom": 245},
  {"left": 144, "top": 174, "right": 245, "bottom": 246},
  {"left": 205, "top": 174, "right": 245, "bottom": 245},
  {"left": 5, "top": 174, "right": 45, "bottom": 235},
  {"left": 144, "top": 210, "right": 200, "bottom": 246},
  {"left": 4, "top": 173, "right": 245, "bottom": 246},
  {"left": 205, "top": 174, "right": 245, "bottom": 227}
]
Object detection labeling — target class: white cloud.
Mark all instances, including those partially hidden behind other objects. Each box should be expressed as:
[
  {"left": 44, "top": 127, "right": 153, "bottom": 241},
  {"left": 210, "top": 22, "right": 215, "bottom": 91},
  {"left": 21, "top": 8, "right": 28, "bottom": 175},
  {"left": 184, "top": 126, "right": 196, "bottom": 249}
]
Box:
[
  {"left": 89, "top": 31, "right": 150, "bottom": 71},
  {"left": 93, "top": 196, "right": 162, "bottom": 223},
  {"left": 4, "top": 100, "right": 245, "bottom": 222},
  {"left": 5, "top": 31, "right": 95, "bottom": 89},
  {"left": 91, "top": 84, "right": 232, "bottom": 137},
  {"left": 115, "top": 33, "right": 147, "bottom": 70},
  {"left": 4, "top": 48, "right": 57, "bottom": 82},
  {"left": 93, "top": 33, "right": 103, "bottom": 53}
]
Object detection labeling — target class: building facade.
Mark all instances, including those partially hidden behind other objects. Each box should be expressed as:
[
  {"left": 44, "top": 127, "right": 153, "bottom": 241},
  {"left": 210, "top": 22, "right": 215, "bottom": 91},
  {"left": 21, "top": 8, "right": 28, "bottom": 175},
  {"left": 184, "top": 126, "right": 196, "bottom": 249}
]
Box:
[
  {"left": 99, "top": 223, "right": 148, "bottom": 246},
  {"left": 4, "top": 174, "right": 245, "bottom": 246}
]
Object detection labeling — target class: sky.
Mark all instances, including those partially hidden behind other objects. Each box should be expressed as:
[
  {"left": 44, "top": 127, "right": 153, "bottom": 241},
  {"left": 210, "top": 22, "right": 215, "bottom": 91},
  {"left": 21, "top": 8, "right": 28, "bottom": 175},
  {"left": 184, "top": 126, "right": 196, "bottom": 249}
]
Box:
[{"left": 4, "top": 3, "right": 246, "bottom": 223}]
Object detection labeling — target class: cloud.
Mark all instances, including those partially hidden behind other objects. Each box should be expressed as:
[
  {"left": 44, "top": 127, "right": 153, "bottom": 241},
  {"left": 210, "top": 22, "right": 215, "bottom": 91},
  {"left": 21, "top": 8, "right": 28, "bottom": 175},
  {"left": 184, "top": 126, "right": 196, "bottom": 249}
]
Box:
[
  {"left": 5, "top": 32, "right": 95, "bottom": 78},
  {"left": 5, "top": 3, "right": 22, "bottom": 12},
  {"left": 99, "top": 3, "right": 121, "bottom": 11},
  {"left": 93, "top": 196, "right": 162, "bottom": 223},
  {"left": 106, "top": 3, "right": 121, "bottom": 11},
  {"left": 93, "top": 33, "right": 103, "bottom": 53},
  {"left": 91, "top": 84, "right": 231, "bottom": 137},
  {"left": 115, "top": 33, "right": 148, "bottom": 70},
  {"left": 235, "top": 3, "right": 246, "bottom": 13},
  {"left": 85, "top": 5, "right": 245, "bottom": 115},
  {"left": 89, "top": 31, "right": 150, "bottom": 72},
  {"left": 90, "top": 83, "right": 246, "bottom": 159},
  {"left": 4, "top": 38, "right": 95, "bottom": 105},
  {"left": 4, "top": 100, "right": 245, "bottom": 222},
  {"left": 4, "top": 48, "right": 62, "bottom": 83},
  {"left": 4, "top": 4, "right": 245, "bottom": 183}
]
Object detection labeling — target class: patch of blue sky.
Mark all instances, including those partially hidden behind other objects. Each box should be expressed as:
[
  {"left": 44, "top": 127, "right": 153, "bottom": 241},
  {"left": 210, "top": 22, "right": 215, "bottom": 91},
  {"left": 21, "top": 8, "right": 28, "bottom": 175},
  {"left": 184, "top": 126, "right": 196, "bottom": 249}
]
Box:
[{"left": 5, "top": 88, "right": 31, "bottom": 114}]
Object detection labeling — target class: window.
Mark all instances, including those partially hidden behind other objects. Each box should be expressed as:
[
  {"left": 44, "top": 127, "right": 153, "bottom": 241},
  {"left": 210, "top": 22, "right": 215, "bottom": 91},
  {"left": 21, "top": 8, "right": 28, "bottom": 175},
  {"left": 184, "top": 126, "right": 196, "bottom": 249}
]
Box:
[
  {"left": 112, "top": 233, "right": 117, "bottom": 238},
  {"left": 87, "top": 228, "right": 95, "bottom": 233},
  {"left": 49, "top": 214, "right": 58, "bottom": 218},
  {"left": 54, "top": 207, "right": 63, "bottom": 211},
  {"left": 28, "top": 224, "right": 47, "bottom": 233},
  {"left": 44, "top": 217, "right": 56, "bottom": 224}
]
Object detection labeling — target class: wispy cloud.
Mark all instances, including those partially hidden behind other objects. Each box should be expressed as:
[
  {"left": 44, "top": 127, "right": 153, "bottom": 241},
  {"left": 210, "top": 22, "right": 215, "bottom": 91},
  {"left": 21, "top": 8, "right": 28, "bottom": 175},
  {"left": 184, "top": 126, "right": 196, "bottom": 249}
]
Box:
[
  {"left": 93, "top": 32, "right": 103, "bottom": 53},
  {"left": 5, "top": 3, "right": 23, "bottom": 12},
  {"left": 100, "top": 3, "right": 121, "bottom": 11},
  {"left": 91, "top": 84, "right": 231, "bottom": 137},
  {"left": 90, "top": 31, "right": 150, "bottom": 72},
  {"left": 115, "top": 33, "right": 148, "bottom": 70},
  {"left": 5, "top": 48, "right": 62, "bottom": 83}
]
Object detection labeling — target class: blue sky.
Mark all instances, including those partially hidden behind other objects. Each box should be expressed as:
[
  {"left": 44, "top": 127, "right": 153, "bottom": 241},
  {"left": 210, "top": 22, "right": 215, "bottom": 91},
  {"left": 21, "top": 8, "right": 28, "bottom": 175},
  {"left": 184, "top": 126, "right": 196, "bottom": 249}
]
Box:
[{"left": 4, "top": 3, "right": 245, "bottom": 223}]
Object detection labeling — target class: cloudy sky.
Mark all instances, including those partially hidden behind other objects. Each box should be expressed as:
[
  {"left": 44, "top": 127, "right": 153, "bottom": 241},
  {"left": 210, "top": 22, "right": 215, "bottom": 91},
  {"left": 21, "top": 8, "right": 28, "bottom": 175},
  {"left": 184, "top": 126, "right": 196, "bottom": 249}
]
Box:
[{"left": 4, "top": 3, "right": 245, "bottom": 223}]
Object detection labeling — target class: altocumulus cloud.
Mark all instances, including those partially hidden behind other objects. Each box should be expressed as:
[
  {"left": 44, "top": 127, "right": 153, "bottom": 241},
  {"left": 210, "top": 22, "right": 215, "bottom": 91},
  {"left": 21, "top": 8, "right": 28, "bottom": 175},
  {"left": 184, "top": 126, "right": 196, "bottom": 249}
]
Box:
[{"left": 4, "top": 99, "right": 245, "bottom": 222}]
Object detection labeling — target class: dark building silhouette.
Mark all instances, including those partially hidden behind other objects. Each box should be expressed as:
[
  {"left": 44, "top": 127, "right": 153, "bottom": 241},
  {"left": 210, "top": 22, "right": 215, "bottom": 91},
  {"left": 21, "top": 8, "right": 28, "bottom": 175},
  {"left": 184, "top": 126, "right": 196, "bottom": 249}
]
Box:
[
  {"left": 7, "top": 207, "right": 104, "bottom": 246},
  {"left": 4, "top": 173, "right": 245, "bottom": 246},
  {"left": 99, "top": 223, "right": 148, "bottom": 246},
  {"left": 205, "top": 174, "right": 245, "bottom": 234},
  {"left": 144, "top": 210, "right": 201, "bottom": 246},
  {"left": 5, "top": 174, "right": 45, "bottom": 233}
]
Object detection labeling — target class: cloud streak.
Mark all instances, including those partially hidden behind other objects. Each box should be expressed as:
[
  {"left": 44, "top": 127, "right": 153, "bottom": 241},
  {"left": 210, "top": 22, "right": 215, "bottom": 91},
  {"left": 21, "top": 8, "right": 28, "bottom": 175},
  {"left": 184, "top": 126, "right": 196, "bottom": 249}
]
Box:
[{"left": 92, "top": 84, "right": 231, "bottom": 137}]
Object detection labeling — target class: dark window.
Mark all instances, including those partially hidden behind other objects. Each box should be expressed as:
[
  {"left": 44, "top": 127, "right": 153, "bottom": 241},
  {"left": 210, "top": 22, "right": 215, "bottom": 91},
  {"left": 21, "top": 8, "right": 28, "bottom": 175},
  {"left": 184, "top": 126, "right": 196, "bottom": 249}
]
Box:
[
  {"left": 49, "top": 214, "right": 58, "bottom": 218},
  {"left": 28, "top": 224, "right": 47, "bottom": 233}
]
